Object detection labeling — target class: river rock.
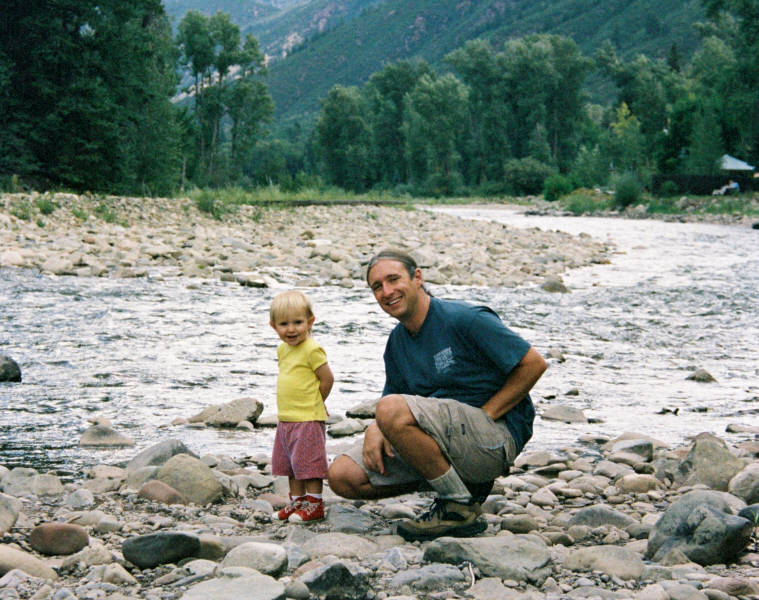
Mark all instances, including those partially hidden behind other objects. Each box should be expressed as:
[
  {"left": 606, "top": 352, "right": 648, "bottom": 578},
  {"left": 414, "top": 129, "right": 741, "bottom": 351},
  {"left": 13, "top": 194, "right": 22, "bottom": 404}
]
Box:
[
  {"left": 727, "top": 462, "right": 759, "bottom": 503},
  {"left": 122, "top": 531, "right": 201, "bottom": 569},
  {"left": 326, "top": 504, "right": 375, "bottom": 533},
  {"left": 609, "top": 438, "right": 654, "bottom": 461},
  {"left": 221, "top": 541, "right": 287, "bottom": 577},
  {"left": 422, "top": 534, "right": 552, "bottom": 585},
  {"left": 1, "top": 467, "right": 38, "bottom": 496},
  {"left": 345, "top": 398, "right": 378, "bottom": 418},
  {"left": 298, "top": 560, "right": 371, "bottom": 600},
  {"left": 189, "top": 397, "right": 263, "bottom": 427},
  {"left": 0, "top": 544, "right": 58, "bottom": 580},
  {"left": 564, "top": 545, "right": 645, "bottom": 580},
  {"left": 79, "top": 423, "right": 135, "bottom": 447},
  {"left": 327, "top": 418, "right": 368, "bottom": 437},
  {"left": 737, "top": 503, "right": 759, "bottom": 523},
  {"left": 0, "top": 356, "right": 21, "bottom": 382},
  {"left": 29, "top": 522, "right": 89, "bottom": 555},
  {"left": 300, "top": 532, "right": 377, "bottom": 560},
  {"left": 674, "top": 433, "right": 746, "bottom": 491},
  {"left": 63, "top": 488, "right": 95, "bottom": 509},
  {"left": 567, "top": 505, "right": 636, "bottom": 529},
  {"left": 138, "top": 480, "right": 188, "bottom": 505},
  {"left": 541, "top": 405, "right": 587, "bottom": 423},
  {"left": 686, "top": 368, "right": 716, "bottom": 382},
  {"left": 126, "top": 439, "right": 196, "bottom": 471},
  {"left": 615, "top": 474, "right": 664, "bottom": 493},
  {"left": 391, "top": 563, "right": 465, "bottom": 590},
  {"left": 646, "top": 490, "right": 754, "bottom": 565},
  {"left": 181, "top": 571, "right": 285, "bottom": 600},
  {"left": 156, "top": 453, "right": 223, "bottom": 505},
  {"left": 0, "top": 493, "right": 20, "bottom": 535}
]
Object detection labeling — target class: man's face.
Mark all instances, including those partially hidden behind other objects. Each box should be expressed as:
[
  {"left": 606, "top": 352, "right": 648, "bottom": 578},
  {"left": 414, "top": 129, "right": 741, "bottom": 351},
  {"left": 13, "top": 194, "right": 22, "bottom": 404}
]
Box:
[{"left": 367, "top": 259, "right": 422, "bottom": 323}]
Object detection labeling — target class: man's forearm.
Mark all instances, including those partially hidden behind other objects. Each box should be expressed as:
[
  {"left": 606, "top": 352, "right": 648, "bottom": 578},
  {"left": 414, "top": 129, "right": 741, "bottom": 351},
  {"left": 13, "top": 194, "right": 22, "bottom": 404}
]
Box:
[{"left": 481, "top": 347, "right": 547, "bottom": 420}]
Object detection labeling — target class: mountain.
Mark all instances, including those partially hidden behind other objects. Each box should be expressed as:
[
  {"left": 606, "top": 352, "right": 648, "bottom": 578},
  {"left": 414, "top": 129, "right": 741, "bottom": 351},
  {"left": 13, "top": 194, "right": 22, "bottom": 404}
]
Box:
[{"left": 163, "top": 0, "right": 706, "bottom": 124}]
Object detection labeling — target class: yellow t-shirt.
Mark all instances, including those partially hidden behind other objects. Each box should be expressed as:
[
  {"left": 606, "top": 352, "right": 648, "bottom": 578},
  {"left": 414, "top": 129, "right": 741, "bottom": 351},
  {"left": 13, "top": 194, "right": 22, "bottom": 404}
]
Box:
[{"left": 276, "top": 336, "right": 328, "bottom": 422}]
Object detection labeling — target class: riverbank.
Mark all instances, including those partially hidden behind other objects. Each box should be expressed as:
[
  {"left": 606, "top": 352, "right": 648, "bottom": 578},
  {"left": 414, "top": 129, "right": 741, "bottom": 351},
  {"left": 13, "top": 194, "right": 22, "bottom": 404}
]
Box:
[
  {"left": 0, "top": 425, "right": 757, "bottom": 600},
  {"left": 0, "top": 193, "right": 611, "bottom": 288}
]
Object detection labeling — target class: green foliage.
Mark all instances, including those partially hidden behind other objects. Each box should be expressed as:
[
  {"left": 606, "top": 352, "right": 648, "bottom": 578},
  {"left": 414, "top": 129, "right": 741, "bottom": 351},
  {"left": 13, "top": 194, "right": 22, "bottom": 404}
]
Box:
[
  {"left": 71, "top": 207, "right": 89, "bottom": 221},
  {"left": 35, "top": 196, "right": 56, "bottom": 215},
  {"left": 9, "top": 199, "right": 32, "bottom": 221},
  {"left": 543, "top": 174, "right": 575, "bottom": 202},
  {"left": 94, "top": 202, "right": 117, "bottom": 224},
  {"left": 503, "top": 158, "right": 557, "bottom": 195},
  {"left": 1, "top": 0, "right": 181, "bottom": 194},
  {"left": 561, "top": 191, "right": 613, "bottom": 215},
  {"left": 659, "top": 180, "right": 680, "bottom": 196},
  {"left": 612, "top": 172, "right": 643, "bottom": 208}
]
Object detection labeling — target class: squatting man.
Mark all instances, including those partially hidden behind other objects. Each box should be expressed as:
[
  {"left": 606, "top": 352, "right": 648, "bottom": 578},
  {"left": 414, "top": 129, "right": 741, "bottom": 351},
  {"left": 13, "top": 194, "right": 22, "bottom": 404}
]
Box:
[{"left": 328, "top": 249, "right": 547, "bottom": 540}]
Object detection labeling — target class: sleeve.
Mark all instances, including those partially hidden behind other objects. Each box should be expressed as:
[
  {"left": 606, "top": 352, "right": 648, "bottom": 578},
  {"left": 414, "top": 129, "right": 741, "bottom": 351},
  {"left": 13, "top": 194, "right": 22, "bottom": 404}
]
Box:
[
  {"left": 463, "top": 307, "right": 531, "bottom": 376},
  {"left": 306, "top": 342, "right": 328, "bottom": 371}
]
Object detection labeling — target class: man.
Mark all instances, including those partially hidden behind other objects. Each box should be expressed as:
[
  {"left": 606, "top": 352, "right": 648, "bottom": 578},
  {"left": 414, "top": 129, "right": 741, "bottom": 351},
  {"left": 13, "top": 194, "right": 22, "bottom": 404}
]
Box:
[{"left": 328, "top": 249, "right": 547, "bottom": 541}]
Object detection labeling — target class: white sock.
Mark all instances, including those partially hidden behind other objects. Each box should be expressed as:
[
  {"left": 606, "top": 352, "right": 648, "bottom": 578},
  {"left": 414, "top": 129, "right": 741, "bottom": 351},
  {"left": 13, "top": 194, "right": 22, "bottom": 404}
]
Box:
[
  {"left": 427, "top": 467, "right": 472, "bottom": 503},
  {"left": 306, "top": 493, "right": 322, "bottom": 500}
]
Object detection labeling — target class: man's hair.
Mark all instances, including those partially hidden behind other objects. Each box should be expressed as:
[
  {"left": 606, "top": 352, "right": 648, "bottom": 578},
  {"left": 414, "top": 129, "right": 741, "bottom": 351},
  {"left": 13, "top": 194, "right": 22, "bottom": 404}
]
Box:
[
  {"left": 269, "top": 290, "right": 314, "bottom": 323},
  {"left": 365, "top": 249, "right": 418, "bottom": 284}
]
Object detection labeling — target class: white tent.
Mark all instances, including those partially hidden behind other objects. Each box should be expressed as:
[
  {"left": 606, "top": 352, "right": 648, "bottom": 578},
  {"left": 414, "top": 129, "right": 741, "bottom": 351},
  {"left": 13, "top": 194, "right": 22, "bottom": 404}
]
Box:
[{"left": 720, "top": 154, "right": 755, "bottom": 171}]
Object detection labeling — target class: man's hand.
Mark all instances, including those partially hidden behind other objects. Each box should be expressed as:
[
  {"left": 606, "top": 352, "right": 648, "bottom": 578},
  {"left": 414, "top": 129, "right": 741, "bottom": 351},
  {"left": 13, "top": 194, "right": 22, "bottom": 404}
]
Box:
[{"left": 362, "top": 421, "right": 394, "bottom": 475}]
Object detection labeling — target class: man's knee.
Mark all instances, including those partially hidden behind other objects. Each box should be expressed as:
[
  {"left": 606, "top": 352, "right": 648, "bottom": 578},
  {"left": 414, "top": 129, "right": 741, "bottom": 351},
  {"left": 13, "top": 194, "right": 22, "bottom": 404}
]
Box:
[
  {"left": 327, "top": 455, "right": 365, "bottom": 499},
  {"left": 375, "top": 394, "right": 410, "bottom": 431}
]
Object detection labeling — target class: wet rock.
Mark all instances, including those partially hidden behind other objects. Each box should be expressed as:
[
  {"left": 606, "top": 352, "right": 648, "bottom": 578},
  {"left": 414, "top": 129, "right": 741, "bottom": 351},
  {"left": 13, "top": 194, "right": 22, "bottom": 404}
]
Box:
[
  {"left": 63, "top": 488, "right": 95, "bottom": 509},
  {"left": 564, "top": 545, "right": 645, "bottom": 580},
  {"left": 138, "top": 480, "right": 188, "bottom": 505},
  {"left": 79, "top": 423, "right": 134, "bottom": 447},
  {"left": 126, "top": 439, "right": 196, "bottom": 471},
  {"left": 189, "top": 397, "right": 263, "bottom": 427},
  {"left": 122, "top": 531, "right": 201, "bottom": 569},
  {"left": 542, "top": 405, "right": 587, "bottom": 423},
  {"left": 29, "top": 522, "right": 89, "bottom": 555},
  {"left": 727, "top": 462, "right": 759, "bottom": 503},
  {"left": 646, "top": 490, "right": 754, "bottom": 565},
  {"left": 327, "top": 418, "right": 368, "bottom": 437},
  {"left": 674, "top": 433, "right": 746, "bottom": 491},
  {"left": 180, "top": 571, "right": 285, "bottom": 600},
  {"left": 344, "top": 399, "right": 378, "bottom": 419},
  {"left": 298, "top": 560, "right": 371, "bottom": 600},
  {"left": 1, "top": 467, "right": 38, "bottom": 497},
  {"left": 541, "top": 276, "right": 569, "bottom": 293},
  {"left": 156, "top": 453, "right": 223, "bottom": 505},
  {"left": 686, "top": 368, "right": 716, "bottom": 382},
  {"left": 0, "top": 544, "right": 58, "bottom": 580},
  {"left": 0, "top": 356, "right": 21, "bottom": 382},
  {"left": 423, "top": 534, "right": 552, "bottom": 585},
  {"left": 737, "top": 503, "right": 759, "bottom": 523}
]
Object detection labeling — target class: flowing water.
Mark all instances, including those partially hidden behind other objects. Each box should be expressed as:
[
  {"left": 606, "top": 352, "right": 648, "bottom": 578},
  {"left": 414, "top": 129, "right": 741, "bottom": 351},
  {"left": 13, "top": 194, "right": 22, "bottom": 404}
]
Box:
[{"left": 1, "top": 207, "right": 757, "bottom": 480}]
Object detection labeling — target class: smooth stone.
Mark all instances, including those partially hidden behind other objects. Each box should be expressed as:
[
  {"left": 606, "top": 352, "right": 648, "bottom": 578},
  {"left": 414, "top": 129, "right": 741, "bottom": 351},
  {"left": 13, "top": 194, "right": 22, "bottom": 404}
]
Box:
[
  {"left": 299, "top": 533, "right": 377, "bottom": 560},
  {"left": 727, "top": 463, "right": 759, "bottom": 504},
  {"left": 564, "top": 545, "right": 645, "bottom": 580},
  {"left": 29, "top": 522, "right": 89, "bottom": 556},
  {"left": 138, "top": 480, "right": 188, "bottom": 505},
  {"left": 674, "top": 433, "right": 747, "bottom": 491},
  {"left": 542, "top": 405, "right": 587, "bottom": 423},
  {"left": 126, "top": 439, "right": 196, "bottom": 472},
  {"left": 0, "top": 544, "right": 58, "bottom": 580},
  {"left": 390, "top": 563, "right": 465, "bottom": 590},
  {"left": 326, "top": 504, "right": 375, "bottom": 534},
  {"left": 122, "top": 531, "right": 201, "bottom": 569},
  {"left": 0, "top": 493, "right": 20, "bottom": 535},
  {"left": 0, "top": 356, "right": 21, "bottom": 382},
  {"left": 567, "top": 505, "right": 636, "bottom": 529},
  {"left": 79, "top": 423, "right": 134, "bottom": 447},
  {"left": 180, "top": 572, "right": 285, "bottom": 600},
  {"left": 189, "top": 397, "right": 263, "bottom": 427},
  {"left": 221, "top": 541, "right": 287, "bottom": 577},
  {"left": 156, "top": 453, "right": 223, "bottom": 505},
  {"left": 297, "top": 560, "right": 371, "bottom": 600},
  {"left": 63, "top": 488, "right": 95, "bottom": 509}
]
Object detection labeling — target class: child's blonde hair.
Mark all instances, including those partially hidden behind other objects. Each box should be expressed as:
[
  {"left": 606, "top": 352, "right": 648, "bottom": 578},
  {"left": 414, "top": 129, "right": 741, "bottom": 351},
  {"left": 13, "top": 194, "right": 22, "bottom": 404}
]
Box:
[{"left": 269, "top": 290, "right": 315, "bottom": 324}]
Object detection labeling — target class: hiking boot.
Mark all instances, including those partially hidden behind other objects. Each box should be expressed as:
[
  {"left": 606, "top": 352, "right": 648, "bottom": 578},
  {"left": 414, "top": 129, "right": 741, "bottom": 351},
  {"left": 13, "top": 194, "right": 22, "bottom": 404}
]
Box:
[
  {"left": 396, "top": 497, "right": 486, "bottom": 541},
  {"left": 289, "top": 495, "right": 325, "bottom": 523},
  {"left": 465, "top": 480, "right": 495, "bottom": 505},
  {"left": 274, "top": 496, "right": 304, "bottom": 521}
]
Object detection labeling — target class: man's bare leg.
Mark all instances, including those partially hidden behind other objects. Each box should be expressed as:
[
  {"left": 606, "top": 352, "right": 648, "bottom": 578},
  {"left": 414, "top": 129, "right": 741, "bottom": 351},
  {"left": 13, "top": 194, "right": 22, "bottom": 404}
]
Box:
[{"left": 327, "top": 454, "right": 419, "bottom": 499}]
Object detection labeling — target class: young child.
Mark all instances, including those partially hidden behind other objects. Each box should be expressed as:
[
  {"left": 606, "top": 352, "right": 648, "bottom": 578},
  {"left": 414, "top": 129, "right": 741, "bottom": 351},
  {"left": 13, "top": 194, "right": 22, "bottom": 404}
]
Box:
[{"left": 270, "top": 290, "right": 334, "bottom": 523}]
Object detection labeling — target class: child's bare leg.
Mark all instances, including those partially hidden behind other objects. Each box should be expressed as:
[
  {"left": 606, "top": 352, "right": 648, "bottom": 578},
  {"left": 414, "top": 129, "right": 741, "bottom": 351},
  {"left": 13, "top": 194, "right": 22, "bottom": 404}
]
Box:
[
  {"left": 289, "top": 477, "right": 306, "bottom": 498},
  {"left": 304, "top": 478, "right": 323, "bottom": 496}
]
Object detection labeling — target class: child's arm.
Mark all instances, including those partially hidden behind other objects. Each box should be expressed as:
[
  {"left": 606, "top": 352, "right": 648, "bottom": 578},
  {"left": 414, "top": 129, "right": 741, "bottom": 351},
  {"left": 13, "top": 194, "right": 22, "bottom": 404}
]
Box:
[{"left": 315, "top": 363, "right": 334, "bottom": 402}]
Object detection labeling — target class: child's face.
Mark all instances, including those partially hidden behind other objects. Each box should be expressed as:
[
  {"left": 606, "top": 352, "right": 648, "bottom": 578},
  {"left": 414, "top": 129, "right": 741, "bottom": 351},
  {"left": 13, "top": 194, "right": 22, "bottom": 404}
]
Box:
[{"left": 271, "top": 309, "right": 314, "bottom": 346}]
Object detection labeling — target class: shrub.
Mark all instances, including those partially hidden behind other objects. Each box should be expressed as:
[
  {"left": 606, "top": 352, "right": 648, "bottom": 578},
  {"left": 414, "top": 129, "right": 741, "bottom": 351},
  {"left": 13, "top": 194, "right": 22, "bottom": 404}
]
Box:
[
  {"left": 562, "top": 191, "right": 612, "bottom": 215},
  {"left": 543, "top": 174, "right": 574, "bottom": 202},
  {"left": 613, "top": 173, "right": 642, "bottom": 208},
  {"left": 35, "top": 196, "right": 56, "bottom": 215},
  {"left": 95, "top": 201, "right": 117, "bottom": 223},
  {"left": 9, "top": 200, "right": 32, "bottom": 221},
  {"left": 659, "top": 180, "right": 679, "bottom": 197},
  {"left": 503, "top": 158, "right": 556, "bottom": 196}
]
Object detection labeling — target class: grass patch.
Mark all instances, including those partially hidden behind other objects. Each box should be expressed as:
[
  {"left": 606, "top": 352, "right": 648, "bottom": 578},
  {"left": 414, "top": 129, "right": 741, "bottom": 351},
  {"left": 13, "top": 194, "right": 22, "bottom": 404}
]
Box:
[
  {"left": 560, "top": 190, "right": 613, "bottom": 215},
  {"left": 71, "top": 206, "right": 89, "bottom": 220},
  {"left": 94, "top": 201, "right": 117, "bottom": 223},
  {"left": 9, "top": 199, "right": 33, "bottom": 221},
  {"left": 35, "top": 195, "right": 57, "bottom": 215}
]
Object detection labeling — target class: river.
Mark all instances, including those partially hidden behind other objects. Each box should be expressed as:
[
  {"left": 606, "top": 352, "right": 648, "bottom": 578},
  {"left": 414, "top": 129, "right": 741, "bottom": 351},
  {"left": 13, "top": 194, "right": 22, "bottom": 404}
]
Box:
[{"left": 1, "top": 207, "right": 757, "bottom": 480}]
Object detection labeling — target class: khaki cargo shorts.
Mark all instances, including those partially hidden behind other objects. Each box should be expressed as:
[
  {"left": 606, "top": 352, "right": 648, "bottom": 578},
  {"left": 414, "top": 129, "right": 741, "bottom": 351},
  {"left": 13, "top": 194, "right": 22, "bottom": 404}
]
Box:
[{"left": 342, "top": 395, "right": 517, "bottom": 488}]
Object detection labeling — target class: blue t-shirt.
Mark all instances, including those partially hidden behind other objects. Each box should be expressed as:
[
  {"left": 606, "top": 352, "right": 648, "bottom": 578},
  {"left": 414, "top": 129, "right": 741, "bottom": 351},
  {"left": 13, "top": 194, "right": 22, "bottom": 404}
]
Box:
[{"left": 382, "top": 297, "right": 535, "bottom": 453}]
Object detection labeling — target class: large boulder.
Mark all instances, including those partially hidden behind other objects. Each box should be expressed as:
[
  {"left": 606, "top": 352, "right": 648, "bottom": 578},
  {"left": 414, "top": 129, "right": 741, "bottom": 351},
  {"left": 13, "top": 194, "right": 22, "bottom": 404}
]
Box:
[
  {"left": 156, "top": 454, "right": 223, "bottom": 505},
  {"left": 0, "top": 356, "right": 21, "bottom": 382},
  {"left": 646, "top": 490, "right": 753, "bottom": 565},
  {"left": 79, "top": 423, "right": 134, "bottom": 447},
  {"left": 674, "top": 433, "right": 746, "bottom": 491},
  {"left": 189, "top": 397, "right": 263, "bottom": 427}
]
